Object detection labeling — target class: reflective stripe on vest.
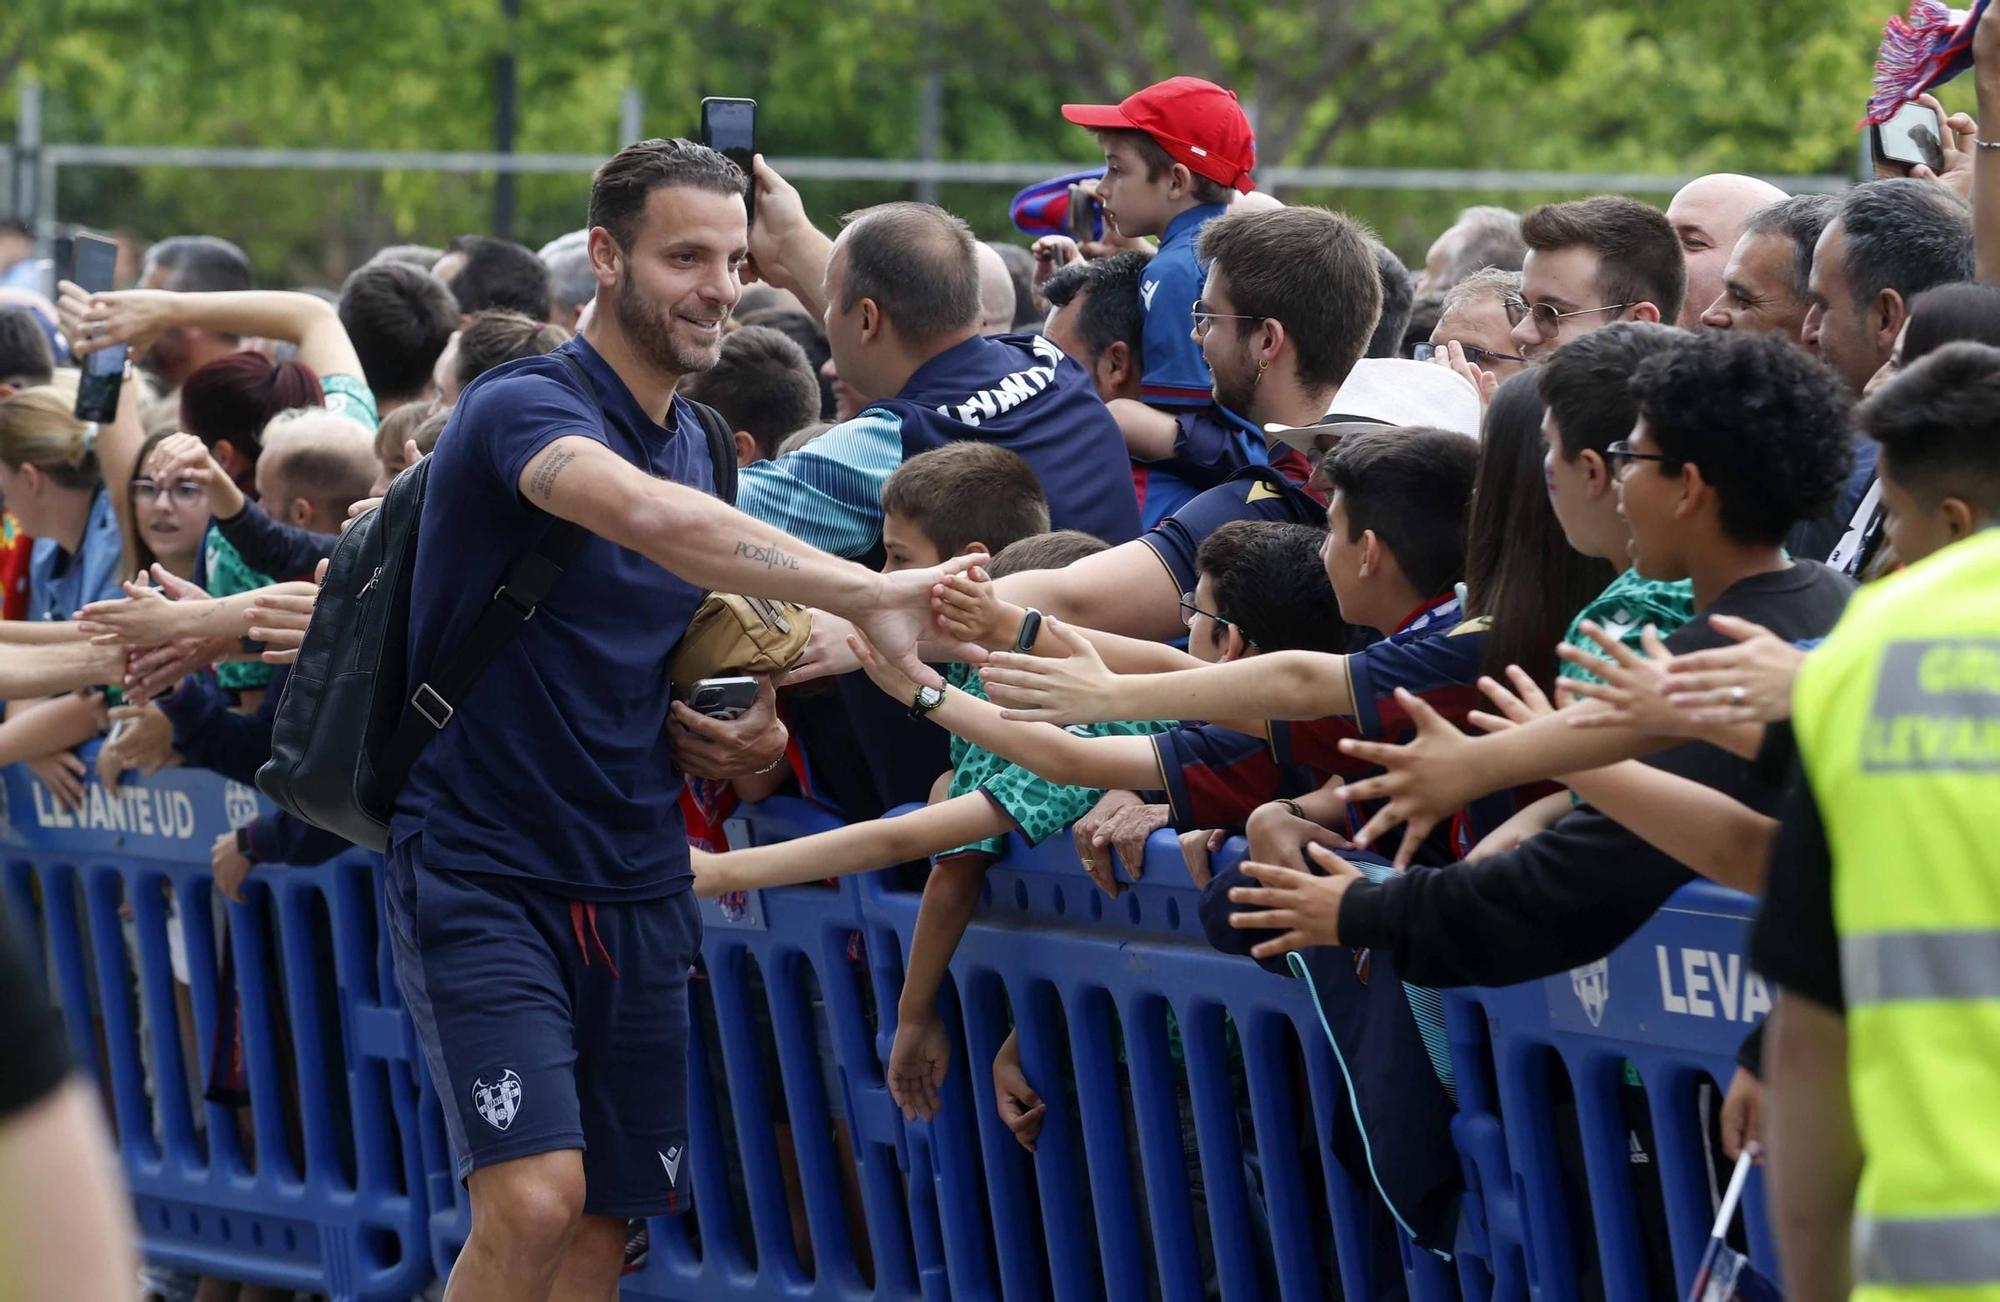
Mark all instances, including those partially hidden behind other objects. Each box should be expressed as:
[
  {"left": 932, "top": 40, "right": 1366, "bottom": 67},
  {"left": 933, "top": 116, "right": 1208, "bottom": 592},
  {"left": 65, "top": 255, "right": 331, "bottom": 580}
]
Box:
[
  {"left": 1856, "top": 1213, "right": 2000, "bottom": 1286},
  {"left": 1843, "top": 931, "right": 2000, "bottom": 1005}
]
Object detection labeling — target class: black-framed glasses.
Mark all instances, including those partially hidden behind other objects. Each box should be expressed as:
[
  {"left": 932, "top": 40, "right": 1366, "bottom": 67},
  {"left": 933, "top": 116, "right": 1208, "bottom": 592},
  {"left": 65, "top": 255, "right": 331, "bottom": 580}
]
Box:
[
  {"left": 1524, "top": 300, "right": 1631, "bottom": 340},
  {"left": 1412, "top": 341, "right": 1524, "bottom": 367},
  {"left": 1604, "top": 439, "right": 1678, "bottom": 476},
  {"left": 131, "top": 478, "right": 205, "bottom": 506},
  {"left": 1179, "top": 591, "right": 1258, "bottom": 648},
  {"left": 1191, "top": 299, "right": 1265, "bottom": 339}
]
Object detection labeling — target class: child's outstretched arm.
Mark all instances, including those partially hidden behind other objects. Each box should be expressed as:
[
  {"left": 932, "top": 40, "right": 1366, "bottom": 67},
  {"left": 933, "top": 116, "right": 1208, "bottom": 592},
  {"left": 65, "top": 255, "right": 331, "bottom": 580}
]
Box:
[
  {"left": 849, "top": 633, "right": 1167, "bottom": 792},
  {"left": 691, "top": 792, "right": 1013, "bottom": 898}
]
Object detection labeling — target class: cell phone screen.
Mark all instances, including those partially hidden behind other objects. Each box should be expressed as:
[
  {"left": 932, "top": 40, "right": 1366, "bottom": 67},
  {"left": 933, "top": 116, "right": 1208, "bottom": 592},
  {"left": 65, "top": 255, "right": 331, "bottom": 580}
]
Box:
[
  {"left": 1875, "top": 101, "right": 1944, "bottom": 171},
  {"left": 701, "top": 97, "right": 757, "bottom": 224},
  {"left": 72, "top": 233, "right": 128, "bottom": 423}
]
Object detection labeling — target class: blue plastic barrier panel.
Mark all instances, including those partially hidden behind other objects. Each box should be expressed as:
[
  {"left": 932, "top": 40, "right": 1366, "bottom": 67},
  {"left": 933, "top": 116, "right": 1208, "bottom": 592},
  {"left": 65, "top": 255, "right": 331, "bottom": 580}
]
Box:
[
  {"left": 1542, "top": 887, "right": 1767, "bottom": 1057},
  {"left": 1, "top": 761, "right": 260, "bottom": 857}
]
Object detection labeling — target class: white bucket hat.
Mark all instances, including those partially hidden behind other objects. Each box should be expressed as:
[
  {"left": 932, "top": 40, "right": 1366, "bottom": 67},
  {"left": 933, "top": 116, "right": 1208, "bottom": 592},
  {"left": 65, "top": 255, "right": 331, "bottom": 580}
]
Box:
[{"left": 1264, "top": 358, "right": 1483, "bottom": 451}]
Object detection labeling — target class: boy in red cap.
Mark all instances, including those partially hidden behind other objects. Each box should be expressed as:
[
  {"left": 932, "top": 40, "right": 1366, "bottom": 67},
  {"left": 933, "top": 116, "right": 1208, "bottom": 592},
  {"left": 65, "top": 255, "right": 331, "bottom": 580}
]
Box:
[{"left": 1062, "top": 77, "right": 1266, "bottom": 528}]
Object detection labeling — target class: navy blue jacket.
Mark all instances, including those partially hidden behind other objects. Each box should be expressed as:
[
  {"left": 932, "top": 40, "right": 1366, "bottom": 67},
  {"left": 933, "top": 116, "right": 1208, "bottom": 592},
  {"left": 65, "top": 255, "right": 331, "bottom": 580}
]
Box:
[
  {"left": 215, "top": 502, "right": 336, "bottom": 581},
  {"left": 872, "top": 333, "right": 1142, "bottom": 546}
]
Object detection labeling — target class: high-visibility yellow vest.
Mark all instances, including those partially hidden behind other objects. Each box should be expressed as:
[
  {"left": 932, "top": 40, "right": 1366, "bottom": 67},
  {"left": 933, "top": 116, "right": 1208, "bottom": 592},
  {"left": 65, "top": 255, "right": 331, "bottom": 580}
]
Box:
[{"left": 1793, "top": 530, "right": 2000, "bottom": 1299}]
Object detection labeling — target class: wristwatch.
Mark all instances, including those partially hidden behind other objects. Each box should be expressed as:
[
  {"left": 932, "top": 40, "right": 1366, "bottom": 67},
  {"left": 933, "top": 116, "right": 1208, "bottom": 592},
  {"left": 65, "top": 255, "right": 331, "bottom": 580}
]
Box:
[
  {"left": 1012, "top": 607, "right": 1044, "bottom": 654},
  {"left": 909, "top": 684, "right": 946, "bottom": 720}
]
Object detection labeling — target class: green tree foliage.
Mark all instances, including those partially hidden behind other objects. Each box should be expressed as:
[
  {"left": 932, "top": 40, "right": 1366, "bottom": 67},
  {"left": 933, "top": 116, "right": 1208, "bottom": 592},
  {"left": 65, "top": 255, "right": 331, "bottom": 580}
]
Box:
[{"left": 0, "top": 0, "right": 1959, "bottom": 279}]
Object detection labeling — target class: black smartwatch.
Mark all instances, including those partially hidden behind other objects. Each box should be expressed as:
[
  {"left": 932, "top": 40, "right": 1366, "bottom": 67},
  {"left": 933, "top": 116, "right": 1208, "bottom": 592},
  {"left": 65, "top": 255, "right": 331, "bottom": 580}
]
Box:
[
  {"left": 1012, "top": 607, "right": 1043, "bottom": 654},
  {"left": 909, "top": 684, "right": 945, "bottom": 719},
  {"left": 235, "top": 826, "right": 253, "bottom": 859}
]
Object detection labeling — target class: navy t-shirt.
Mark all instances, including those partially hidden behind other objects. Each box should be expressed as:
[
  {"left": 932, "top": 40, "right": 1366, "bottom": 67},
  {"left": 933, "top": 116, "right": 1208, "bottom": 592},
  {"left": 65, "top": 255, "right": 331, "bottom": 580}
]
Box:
[
  {"left": 1142, "top": 464, "right": 1326, "bottom": 596},
  {"left": 393, "top": 336, "right": 714, "bottom": 899}
]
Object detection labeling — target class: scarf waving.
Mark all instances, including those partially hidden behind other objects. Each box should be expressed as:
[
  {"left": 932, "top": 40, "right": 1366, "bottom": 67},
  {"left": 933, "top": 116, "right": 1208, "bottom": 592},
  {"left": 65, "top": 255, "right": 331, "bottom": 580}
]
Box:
[{"left": 1866, "top": 0, "right": 1993, "bottom": 123}]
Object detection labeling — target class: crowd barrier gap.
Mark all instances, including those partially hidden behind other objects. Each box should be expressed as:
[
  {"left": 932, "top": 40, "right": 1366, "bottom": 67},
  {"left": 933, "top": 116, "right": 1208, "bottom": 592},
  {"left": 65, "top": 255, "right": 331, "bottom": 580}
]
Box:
[{"left": 0, "top": 764, "right": 1782, "bottom": 1301}]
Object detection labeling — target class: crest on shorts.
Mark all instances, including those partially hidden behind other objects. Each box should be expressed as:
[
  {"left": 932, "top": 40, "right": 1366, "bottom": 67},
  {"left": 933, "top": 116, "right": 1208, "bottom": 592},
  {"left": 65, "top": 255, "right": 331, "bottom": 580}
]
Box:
[
  {"left": 472, "top": 1070, "right": 522, "bottom": 1130},
  {"left": 1570, "top": 959, "right": 1610, "bottom": 1028}
]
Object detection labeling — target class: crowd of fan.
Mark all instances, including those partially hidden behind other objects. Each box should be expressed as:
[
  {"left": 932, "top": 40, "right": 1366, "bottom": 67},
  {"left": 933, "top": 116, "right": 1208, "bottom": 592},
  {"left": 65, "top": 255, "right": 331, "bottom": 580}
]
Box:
[{"left": 1, "top": 30, "right": 1997, "bottom": 1302}]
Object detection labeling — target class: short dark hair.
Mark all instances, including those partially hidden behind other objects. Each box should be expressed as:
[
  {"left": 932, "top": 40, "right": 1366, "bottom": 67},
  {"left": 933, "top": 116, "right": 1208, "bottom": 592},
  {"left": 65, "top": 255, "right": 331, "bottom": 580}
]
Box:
[
  {"left": 1195, "top": 521, "right": 1351, "bottom": 654},
  {"left": 1537, "top": 321, "right": 1685, "bottom": 459},
  {"left": 338, "top": 260, "right": 459, "bottom": 402},
  {"left": 1093, "top": 129, "right": 1234, "bottom": 206},
  {"left": 1899, "top": 282, "right": 2000, "bottom": 365},
  {"left": 1627, "top": 330, "right": 1853, "bottom": 546},
  {"left": 838, "top": 203, "right": 982, "bottom": 342},
  {"left": 144, "top": 235, "right": 252, "bottom": 294},
  {"left": 455, "top": 309, "right": 571, "bottom": 392},
  {"left": 1859, "top": 341, "right": 2000, "bottom": 517},
  {"left": 986, "top": 242, "right": 1042, "bottom": 329},
  {"left": 879, "top": 441, "right": 1050, "bottom": 558},
  {"left": 0, "top": 311, "right": 54, "bottom": 388},
  {"left": 1521, "top": 196, "right": 1686, "bottom": 323},
  {"left": 440, "top": 235, "right": 553, "bottom": 320},
  {"left": 1325, "top": 426, "right": 1481, "bottom": 600},
  {"left": 1196, "top": 206, "right": 1383, "bottom": 388},
  {"left": 1740, "top": 194, "right": 1836, "bottom": 306},
  {"left": 1836, "top": 179, "right": 1975, "bottom": 315},
  {"left": 1368, "top": 242, "right": 1416, "bottom": 359},
  {"left": 987, "top": 529, "right": 1109, "bottom": 579},
  {"left": 1466, "top": 371, "right": 1616, "bottom": 683},
  {"left": 179, "top": 353, "right": 324, "bottom": 462},
  {"left": 680, "top": 325, "right": 820, "bottom": 460},
  {"left": 588, "top": 137, "right": 746, "bottom": 254},
  {"left": 1041, "top": 251, "right": 1146, "bottom": 362},
  {"left": 736, "top": 307, "right": 835, "bottom": 420}
]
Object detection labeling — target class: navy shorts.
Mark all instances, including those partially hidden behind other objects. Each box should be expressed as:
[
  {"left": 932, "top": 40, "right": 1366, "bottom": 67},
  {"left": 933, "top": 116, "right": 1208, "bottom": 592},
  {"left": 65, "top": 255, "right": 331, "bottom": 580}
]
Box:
[{"left": 385, "top": 832, "right": 702, "bottom": 1218}]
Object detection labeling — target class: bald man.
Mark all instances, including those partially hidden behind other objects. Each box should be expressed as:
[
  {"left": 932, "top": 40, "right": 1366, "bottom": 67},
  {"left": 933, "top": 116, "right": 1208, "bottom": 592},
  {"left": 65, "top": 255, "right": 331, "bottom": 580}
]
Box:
[
  {"left": 974, "top": 242, "right": 1017, "bottom": 336},
  {"left": 1664, "top": 173, "right": 1788, "bottom": 330}
]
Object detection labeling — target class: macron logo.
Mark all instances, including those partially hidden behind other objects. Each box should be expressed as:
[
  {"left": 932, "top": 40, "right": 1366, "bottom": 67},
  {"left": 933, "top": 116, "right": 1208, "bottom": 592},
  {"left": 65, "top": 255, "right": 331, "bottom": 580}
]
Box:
[
  {"left": 659, "top": 1146, "right": 683, "bottom": 1186},
  {"left": 1140, "top": 280, "right": 1159, "bottom": 311}
]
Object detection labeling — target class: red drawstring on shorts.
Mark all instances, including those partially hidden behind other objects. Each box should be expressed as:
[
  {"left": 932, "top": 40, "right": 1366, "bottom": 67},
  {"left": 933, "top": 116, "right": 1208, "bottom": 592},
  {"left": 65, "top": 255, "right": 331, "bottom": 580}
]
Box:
[{"left": 568, "top": 900, "right": 620, "bottom": 979}]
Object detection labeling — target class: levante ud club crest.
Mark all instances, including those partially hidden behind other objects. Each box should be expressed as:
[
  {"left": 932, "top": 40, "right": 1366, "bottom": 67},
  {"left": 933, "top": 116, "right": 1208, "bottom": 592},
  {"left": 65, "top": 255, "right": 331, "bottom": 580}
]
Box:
[{"left": 474, "top": 1070, "right": 523, "bottom": 1130}]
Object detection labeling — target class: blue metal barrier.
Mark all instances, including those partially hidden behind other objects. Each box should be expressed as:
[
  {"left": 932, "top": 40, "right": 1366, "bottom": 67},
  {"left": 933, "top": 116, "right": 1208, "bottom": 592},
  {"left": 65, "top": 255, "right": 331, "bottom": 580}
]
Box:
[
  {"left": 1446, "top": 883, "right": 1779, "bottom": 1302},
  {"left": 0, "top": 761, "right": 432, "bottom": 1302},
  {"left": 4, "top": 762, "right": 1778, "bottom": 1302}
]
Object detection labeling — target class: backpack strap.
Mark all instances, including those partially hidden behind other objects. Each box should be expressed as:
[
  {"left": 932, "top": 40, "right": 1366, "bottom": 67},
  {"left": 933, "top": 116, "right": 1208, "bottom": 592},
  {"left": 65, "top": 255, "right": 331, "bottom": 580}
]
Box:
[
  {"left": 379, "top": 352, "right": 739, "bottom": 788},
  {"left": 377, "top": 353, "right": 599, "bottom": 788},
  {"left": 685, "top": 399, "right": 738, "bottom": 505}
]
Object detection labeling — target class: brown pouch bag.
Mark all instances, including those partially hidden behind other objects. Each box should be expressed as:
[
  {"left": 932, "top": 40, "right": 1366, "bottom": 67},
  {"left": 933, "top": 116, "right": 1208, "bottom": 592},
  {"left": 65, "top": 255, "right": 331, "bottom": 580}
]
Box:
[{"left": 669, "top": 593, "right": 813, "bottom": 689}]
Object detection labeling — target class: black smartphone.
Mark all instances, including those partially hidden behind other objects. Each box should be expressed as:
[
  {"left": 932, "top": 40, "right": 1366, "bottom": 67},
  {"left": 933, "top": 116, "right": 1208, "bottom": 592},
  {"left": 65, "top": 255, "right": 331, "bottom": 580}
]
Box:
[
  {"left": 700, "top": 96, "right": 757, "bottom": 225},
  {"left": 71, "top": 232, "right": 127, "bottom": 424},
  {"left": 687, "top": 674, "right": 760, "bottom": 721},
  {"left": 1873, "top": 100, "right": 1945, "bottom": 172}
]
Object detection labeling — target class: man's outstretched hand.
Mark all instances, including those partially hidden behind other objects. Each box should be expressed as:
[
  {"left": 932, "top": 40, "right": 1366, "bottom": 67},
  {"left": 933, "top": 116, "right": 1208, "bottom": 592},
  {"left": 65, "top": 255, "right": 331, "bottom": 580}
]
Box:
[{"left": 852, "top": 556, "right": 988, "bottom": 690}]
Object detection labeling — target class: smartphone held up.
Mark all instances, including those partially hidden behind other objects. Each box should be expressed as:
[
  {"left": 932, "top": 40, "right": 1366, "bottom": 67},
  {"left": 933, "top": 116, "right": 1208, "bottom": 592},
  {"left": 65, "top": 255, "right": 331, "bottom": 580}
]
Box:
[
  {"left": 71, "top": 232, "right": 128, "bottom": 424},
  {"left": 701, "top": 96, "right": 757, "bottom": 225},
  {"left": 1873, "top": 99, "right": 1946, "bottom": 173}
]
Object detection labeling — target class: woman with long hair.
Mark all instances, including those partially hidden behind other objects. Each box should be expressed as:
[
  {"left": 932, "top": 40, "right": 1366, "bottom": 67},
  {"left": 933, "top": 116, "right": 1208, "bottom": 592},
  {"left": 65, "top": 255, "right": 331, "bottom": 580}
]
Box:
[{"left": 1462, "top": 370, "right": 1618, "bottom": 687}]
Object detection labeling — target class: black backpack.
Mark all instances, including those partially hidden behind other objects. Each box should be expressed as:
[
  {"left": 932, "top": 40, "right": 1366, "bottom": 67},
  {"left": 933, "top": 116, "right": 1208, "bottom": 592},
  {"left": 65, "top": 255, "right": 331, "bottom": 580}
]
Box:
[{"left": 257, "top": 352, "right": 738, "bottom": 850}]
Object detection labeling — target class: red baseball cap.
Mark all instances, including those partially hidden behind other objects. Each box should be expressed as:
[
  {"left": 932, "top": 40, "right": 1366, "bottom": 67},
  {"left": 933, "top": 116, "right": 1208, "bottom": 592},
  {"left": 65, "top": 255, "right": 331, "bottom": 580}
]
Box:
[{"left": 1062, "top": 77, "right": 1257, "bottom": 194}]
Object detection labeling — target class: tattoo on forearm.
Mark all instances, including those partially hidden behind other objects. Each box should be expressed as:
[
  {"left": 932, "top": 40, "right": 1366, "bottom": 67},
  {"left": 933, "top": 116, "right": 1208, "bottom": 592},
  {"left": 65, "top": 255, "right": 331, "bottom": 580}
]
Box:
[
  {"left": 734, "top": 539, "right": 802, "bottom": 571},
  {"left": 529, "top": 447, "right": 578, "bottom": 501}
]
